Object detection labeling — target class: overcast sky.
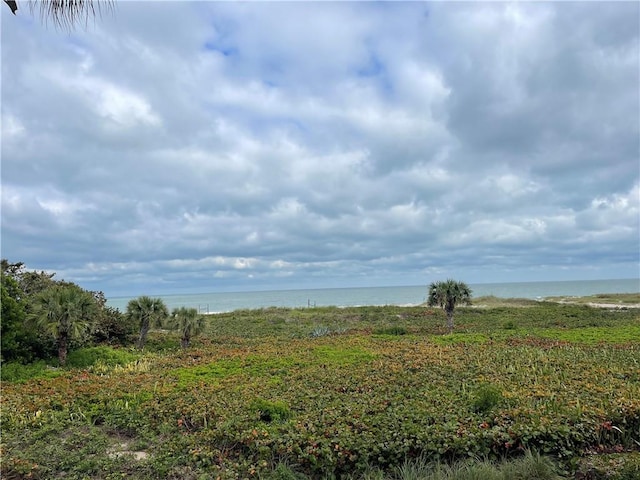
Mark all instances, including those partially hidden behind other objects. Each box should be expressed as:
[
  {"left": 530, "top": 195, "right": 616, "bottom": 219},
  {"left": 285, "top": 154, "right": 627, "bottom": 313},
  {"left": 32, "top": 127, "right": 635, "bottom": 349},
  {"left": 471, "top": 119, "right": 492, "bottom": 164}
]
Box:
[{"left": 2, "top": 1, "right": 639, "bottom": 297}]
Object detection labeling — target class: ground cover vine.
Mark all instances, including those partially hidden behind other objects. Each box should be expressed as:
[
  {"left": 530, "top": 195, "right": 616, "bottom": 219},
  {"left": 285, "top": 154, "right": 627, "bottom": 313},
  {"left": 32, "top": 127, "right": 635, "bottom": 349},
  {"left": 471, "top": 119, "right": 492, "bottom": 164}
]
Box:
[{"left": 1, "top": 302, "right": 639, "bottom": 479}]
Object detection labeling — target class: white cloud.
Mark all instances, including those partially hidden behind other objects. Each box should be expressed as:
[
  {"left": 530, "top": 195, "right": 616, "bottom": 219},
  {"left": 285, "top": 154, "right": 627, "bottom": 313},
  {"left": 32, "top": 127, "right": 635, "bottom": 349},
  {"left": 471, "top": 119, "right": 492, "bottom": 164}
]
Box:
[
  {"left": 1, "top": 1, "right": 638, "bottom": 295},
  {"left": 577, "top": 183, "right": 640, "bottom": 232},
  {"left": 492, "top": 174, "right": 541, "bottom": 197},
  {"left": 1, "top": 113, "right": 26, "bottom": 139},
  {"left": 96, "top": 83, "right": 161, "bottom": 128}
]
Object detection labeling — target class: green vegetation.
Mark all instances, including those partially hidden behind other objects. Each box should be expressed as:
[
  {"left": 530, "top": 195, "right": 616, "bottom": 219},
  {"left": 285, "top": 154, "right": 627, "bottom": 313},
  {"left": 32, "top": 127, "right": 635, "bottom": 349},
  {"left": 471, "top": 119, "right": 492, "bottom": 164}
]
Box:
[
  {"left": 3, "top": 298, "right": 639, "bottom": 479},
  {"left": 390, "top": 450, "right": 564, "bottom": 480},
  {"left": 374, "top": 326, "right": 409, "bottom": 336},
  {"left": 65, "top": 346, "right": 140, "bottom": 369},
  {"left": 0, "top": 359, "right": 64, "bottom": 383},
  {"left": 250, "top": 398, "right": 292, "bottom": 423},
  {"left": 471, "top": 383, "right": 503, "bottom": 414},
  {"left": 575, "top": 452, "right": 640, "bottom": 480},
  {"left": 2, "top": 262, "right": 639, "bottom": 479},
  {"left": 0, "top": 273, "right": 27, "bottom": 361}
]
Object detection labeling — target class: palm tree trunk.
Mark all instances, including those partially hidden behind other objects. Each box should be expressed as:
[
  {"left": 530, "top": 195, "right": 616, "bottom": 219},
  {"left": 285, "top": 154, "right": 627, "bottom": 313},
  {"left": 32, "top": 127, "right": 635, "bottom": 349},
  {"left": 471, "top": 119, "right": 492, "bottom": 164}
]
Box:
[
  {"left": 445, "top": 309, "right": 454, "bottom": 333},
  {"left": 181, "top": 335, "right": 190, "bottom": 349},
  {"left": 58, "top": 333, "right": 68, "bottom": 365},
  {"left": 137, "top": 321, "right": 150, "bottom": 350}
]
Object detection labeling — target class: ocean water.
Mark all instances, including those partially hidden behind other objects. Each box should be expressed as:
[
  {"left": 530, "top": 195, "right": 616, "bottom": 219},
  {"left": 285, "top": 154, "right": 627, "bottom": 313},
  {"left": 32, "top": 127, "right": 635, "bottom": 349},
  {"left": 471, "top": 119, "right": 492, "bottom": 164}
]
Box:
[{"left": 106, "top": 278, "right": 639, "bottom": 314}]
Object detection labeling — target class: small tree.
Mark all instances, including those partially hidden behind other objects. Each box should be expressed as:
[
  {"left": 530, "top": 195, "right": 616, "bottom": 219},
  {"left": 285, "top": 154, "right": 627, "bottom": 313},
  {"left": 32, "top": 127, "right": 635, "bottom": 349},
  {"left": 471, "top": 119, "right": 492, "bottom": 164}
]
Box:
[
  {"left": 169, "top": 307, "right": 206, "bottom": 349},
  {"left": 126, "top": 296, "right": 169, "bottom": 350},
  {"left": 427, "top": 279, "right": 472, "bottom": 333},
  {"left": 28, "top": 285, "right": 98, "bottom": 365}
]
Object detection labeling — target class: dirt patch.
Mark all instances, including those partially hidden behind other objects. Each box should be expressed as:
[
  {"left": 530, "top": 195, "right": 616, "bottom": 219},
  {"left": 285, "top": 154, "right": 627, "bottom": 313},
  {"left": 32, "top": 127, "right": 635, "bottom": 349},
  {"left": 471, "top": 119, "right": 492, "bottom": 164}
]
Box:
[{"left": 106, "top": 440, "right": 149, "bottom": 461}]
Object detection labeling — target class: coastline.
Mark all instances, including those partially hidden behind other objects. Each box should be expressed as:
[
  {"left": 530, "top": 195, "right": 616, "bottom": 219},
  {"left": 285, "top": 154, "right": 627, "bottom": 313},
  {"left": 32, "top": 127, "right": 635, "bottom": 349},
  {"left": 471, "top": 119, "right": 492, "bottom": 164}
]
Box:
[{"left": 106, "top": 279, "right": 640, "bottom": 313}]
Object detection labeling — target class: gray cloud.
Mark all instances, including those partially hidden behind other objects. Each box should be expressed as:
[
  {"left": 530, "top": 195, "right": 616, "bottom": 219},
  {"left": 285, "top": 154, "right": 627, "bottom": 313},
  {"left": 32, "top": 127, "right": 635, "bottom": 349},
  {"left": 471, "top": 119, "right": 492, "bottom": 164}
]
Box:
[{"left": 1, "top": 2, "right": 638, "bottom": 297}]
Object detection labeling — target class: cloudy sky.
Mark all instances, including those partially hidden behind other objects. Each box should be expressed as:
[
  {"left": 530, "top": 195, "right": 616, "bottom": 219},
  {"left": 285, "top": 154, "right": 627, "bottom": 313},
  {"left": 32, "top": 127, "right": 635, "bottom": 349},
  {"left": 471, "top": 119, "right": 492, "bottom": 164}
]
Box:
[{"left": 2, "top": 1, "right": 639, "bottom": 297}]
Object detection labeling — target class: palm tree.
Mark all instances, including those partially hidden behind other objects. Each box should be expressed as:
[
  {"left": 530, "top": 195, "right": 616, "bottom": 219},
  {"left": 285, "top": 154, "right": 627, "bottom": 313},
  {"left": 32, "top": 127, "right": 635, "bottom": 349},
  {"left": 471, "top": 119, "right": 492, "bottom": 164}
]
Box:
[
  {"left": 427, "top": 279, "right": 472, "bottom": 333},
  {"left": 29, "top": 285, "right": 97, "bottom": 365},
  {"left": 3, "top": 0, "right": 113, "bottom": 30},
  {"left": 169, "top": 307, "right": 206, "bottom": 349},
  {"left": 126, "top": 296, "right": 169, "bottom": 350}
]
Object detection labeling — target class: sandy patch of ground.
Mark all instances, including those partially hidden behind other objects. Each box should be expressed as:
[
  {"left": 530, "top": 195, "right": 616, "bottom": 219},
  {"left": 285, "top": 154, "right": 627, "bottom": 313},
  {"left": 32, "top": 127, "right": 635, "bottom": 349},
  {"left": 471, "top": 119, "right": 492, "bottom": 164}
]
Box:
[
  {"left": 555, "top": 300, "right": 640, "bottom": 309},
  {"left": 583, "top": 302, "right": 640, "bottom": 309},
  {"left": 106, "top": 441, "right": 149, "bottom": 461}
]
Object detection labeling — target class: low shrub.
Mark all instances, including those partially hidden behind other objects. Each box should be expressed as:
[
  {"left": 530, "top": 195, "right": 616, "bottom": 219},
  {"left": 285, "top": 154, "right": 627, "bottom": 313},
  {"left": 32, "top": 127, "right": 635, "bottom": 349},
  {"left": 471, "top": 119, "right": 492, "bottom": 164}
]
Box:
[
  {"left": 471, "top": 383, "right": 503, "bottom": 413},
  {"left": 66, "top": 346, "right": 139, "bottom": 369},
  {"left": 143, "top": 331, "right": 181, "bottom": 351},
  {"left": 374, "top": 326, "right": 408, "bottom": 336},
  {"left": 249, "top": 398, "right": 291, "bottom": 423},
  {"left": 0, "top": 360, "right": 62, "bottom": 383}
]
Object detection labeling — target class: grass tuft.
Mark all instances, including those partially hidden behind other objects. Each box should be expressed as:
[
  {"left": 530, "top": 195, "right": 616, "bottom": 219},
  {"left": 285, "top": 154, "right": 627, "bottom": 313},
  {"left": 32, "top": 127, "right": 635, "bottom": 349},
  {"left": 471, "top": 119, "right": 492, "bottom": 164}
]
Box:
[
  {"left": 394, "top": 451, "right": 563, "bottom": 480},
  {"left": 471, "top": 383, "right": 503, "bottom": 414}
]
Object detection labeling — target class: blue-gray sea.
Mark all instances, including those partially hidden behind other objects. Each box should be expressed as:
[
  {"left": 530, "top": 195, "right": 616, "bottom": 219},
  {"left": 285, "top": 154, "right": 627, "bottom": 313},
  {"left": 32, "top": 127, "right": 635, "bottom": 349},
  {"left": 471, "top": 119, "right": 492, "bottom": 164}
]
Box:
[{"left": 107, "top": 278, "right": 639, "bottom": 314}]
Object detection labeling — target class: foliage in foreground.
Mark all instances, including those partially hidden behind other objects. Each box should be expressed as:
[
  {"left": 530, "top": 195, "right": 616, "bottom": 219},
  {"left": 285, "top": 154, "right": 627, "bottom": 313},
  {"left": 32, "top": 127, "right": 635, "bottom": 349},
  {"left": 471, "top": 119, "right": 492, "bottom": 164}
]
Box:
[{"left": 1, "top": 302, "right": 639, "bottom": 479}]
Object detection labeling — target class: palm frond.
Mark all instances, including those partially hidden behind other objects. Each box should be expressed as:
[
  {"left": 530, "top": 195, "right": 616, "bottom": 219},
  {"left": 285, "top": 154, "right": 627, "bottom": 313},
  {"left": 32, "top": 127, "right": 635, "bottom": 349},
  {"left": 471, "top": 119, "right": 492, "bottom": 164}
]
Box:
[
  {"left": 28, "top": 0, "right": 114, "bottom": 30},
  {"left": 4, "top": 0, "right": 18, "bottom": 14},
  {"left": 28, "top": 285, "right": 98, "bottom": 363},
  {"left": 428, "top": 279, "right": 472, "bottom": 308}
]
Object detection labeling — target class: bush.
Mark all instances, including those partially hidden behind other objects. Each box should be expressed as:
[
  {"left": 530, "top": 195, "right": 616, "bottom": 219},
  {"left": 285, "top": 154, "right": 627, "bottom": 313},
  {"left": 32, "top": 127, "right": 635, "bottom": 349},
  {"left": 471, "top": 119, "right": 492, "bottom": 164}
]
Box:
[
  {"left": 65, "top": 346, "right": 139, "bottom": 369},
  {"left": 0, "top": 360, "right": 62, "bottom": 383},
  {"left": 92, "top": 306, "right": 136, "bottom": 345},
  {"left": 250, "top": 398, "right": 291, "bottom": 423},
  {"left": 471, "top": 383, "right": 503, "bottom": 413},
  {"left": 374, "top": 326, "right": 408, "bottom": 336},
  {"left": 142, "top": 331, "right": 181, "bottom": 352}
]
